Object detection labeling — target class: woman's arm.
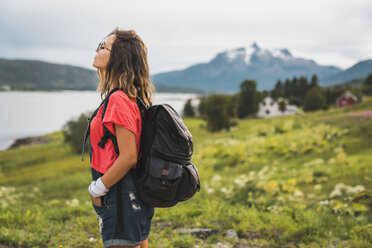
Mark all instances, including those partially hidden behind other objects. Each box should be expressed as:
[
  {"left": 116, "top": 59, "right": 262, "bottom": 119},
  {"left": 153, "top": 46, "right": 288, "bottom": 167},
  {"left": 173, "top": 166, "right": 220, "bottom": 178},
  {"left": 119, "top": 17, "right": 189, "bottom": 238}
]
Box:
[{"left": 100, "top": 124, "right": 138, "bottom": 189}]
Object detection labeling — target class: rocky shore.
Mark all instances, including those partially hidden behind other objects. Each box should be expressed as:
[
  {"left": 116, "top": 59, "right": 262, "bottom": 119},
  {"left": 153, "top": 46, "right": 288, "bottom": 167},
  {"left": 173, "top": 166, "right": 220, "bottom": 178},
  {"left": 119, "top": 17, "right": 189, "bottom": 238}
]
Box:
[{"left": 7, "top": 136, "right": 51, "bottom": 150}]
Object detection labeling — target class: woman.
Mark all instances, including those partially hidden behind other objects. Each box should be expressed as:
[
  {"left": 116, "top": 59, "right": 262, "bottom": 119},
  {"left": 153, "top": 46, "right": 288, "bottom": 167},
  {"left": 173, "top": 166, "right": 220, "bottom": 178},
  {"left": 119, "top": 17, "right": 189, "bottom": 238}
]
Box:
[{"left": 88, "top": 28, "right": 155, "bottom": 248}]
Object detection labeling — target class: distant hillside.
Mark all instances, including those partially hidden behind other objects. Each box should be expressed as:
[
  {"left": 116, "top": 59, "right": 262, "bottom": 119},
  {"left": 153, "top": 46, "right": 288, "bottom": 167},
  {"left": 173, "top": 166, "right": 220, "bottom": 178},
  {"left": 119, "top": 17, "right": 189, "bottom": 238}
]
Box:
[
  {"left": 321, "top": 59, "right": 372, "bottom": 86},
  {"left": 0, "top": 59, "right": 98, "bottom": 90},
  {"left": 152, "top": 43, "right": 342, "bottom": 92},
  {"left": 0, "top": 59, "right": 204, "bottom": 93}
]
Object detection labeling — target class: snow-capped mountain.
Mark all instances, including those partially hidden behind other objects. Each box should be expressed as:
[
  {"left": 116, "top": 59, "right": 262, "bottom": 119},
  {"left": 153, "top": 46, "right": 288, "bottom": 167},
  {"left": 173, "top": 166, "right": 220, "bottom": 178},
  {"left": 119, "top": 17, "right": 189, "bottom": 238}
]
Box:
[{"left": 152, "top": 43, "right": 342, "bottom": 92}]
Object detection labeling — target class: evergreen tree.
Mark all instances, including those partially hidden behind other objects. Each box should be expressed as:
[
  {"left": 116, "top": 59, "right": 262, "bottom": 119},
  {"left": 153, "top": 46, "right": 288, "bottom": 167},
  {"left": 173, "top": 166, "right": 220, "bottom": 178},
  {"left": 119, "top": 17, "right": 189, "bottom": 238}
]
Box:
[
  {"left": 183, "top": 99, "right": 195, "bottom": 117},
  {"left": 284, "top": 79, "right": 291, "bottom": 98},
  {"left": 204, "top": 94, "right": 233, "bottom": 132},
  {"left": 310, "top": 74, "right": 319, "bottom": 88},
  {"left": 303, "top": 87, "right": 327, "bottom": 111},
  {"left": 362, "top": 74, "right": 372, "bottom": 95},
  {"left": 272, "top": 80, "right": 282, "bottom": 99},
  {"left": 298, "top": 76, "right": 309, "bottom": 99},
  {"left": 238, "top": 79, "right": 258, "bottom": 118}
]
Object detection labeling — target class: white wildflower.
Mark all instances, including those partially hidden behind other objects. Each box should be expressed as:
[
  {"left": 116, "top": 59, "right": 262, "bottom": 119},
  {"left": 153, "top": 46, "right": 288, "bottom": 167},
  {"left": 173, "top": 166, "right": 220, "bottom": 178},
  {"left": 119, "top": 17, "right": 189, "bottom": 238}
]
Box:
[
  {"left": 66, "top": 198, "right": 79, "bottom": 207},
  {"left": 211, "top": 175, "right": 222, "bottom": 183},
  {"left": 304, "top": 158, "right": 324, "bottom": 167},
  {"left": 334, "top": 147, "right": 344, "bottom": 154},
  {"left": 206, "top": 187, "right": 214, "bottom": 194},
  {"left": 267, "top": 205, "right": 282, "bottom": 213},
  {"left": 220, "top": 187, "right": 233, "bottom": 195},
  {"left": 347, "top": 185, "right": 365, "bottom": 195},
  {"left": 318, "top": 200, "right": 330, "bottom": 206},
  {"left": 330, "top": 183, "right": 365, "bottom": 198},
  {"left": 234, "top": 175, "right": 250, "bottom": 187},
  {"left": 314, "top": 184, "right": 322, "bottom": 190},
  {"left": 330, "top": 183, "right": 347, "bottom": 198},
  {"left": 293, "top": 190, "right": 303, "bottom": 197}
]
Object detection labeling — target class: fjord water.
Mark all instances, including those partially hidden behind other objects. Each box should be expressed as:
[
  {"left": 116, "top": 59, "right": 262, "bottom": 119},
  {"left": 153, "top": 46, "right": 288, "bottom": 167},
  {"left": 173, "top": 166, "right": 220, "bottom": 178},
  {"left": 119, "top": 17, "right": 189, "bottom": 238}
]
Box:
[{"left": 0, "top": 91, "right": 197, "bottom": 150}]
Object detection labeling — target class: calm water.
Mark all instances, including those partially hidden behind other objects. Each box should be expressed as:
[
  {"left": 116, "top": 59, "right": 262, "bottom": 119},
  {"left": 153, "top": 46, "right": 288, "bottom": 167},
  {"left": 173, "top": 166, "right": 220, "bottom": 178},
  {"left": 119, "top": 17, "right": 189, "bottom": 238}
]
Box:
[{"left": 0, "top": 91, "right": 197, "bottom": 150}]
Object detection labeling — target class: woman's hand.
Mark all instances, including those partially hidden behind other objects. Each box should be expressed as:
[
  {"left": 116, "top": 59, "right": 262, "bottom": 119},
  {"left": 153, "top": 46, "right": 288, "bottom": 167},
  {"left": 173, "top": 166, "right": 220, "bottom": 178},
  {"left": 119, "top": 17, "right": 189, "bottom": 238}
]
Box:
[
  {"left": 88, "top": 177, "right": 109, "bottom": 198},
  {"left": 90, "top": 193, "right": 102, "bottom": 207}
]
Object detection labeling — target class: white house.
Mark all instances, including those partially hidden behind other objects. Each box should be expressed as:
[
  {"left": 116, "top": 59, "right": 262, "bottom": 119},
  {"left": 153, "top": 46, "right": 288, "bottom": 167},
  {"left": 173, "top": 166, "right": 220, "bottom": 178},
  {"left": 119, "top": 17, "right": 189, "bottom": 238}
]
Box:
[{"left": 257, "top": 96, "right": 301, "bottom": 118}]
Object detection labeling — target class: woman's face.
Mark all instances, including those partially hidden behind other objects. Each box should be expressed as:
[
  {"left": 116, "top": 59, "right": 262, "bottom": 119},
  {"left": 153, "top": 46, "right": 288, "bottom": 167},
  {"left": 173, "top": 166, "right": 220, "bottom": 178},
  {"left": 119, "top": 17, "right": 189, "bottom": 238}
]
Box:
[{"left": 93, "top": 34, "right": 115, "bottom": 69}]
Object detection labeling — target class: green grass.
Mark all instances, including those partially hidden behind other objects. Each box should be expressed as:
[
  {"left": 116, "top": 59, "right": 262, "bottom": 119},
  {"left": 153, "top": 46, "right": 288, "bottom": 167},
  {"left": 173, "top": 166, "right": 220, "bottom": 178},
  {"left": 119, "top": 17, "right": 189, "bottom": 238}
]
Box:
[{"left": 1, "top": 98, "right": 372, "bottom": 247}]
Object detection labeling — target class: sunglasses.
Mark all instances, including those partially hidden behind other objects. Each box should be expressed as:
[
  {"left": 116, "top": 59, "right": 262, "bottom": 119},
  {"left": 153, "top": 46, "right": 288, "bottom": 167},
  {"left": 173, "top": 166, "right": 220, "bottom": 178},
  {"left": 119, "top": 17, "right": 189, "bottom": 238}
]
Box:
[{"left": 96, "top": 42, "right": 111, "bottom": 52}]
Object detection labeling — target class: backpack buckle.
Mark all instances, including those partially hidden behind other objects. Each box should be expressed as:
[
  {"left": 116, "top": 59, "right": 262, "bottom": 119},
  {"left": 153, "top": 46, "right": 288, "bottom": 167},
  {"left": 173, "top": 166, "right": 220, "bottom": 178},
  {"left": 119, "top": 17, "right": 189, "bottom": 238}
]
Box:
[{"left": 159, "top": 180, "right": 169, "bottom": 190}]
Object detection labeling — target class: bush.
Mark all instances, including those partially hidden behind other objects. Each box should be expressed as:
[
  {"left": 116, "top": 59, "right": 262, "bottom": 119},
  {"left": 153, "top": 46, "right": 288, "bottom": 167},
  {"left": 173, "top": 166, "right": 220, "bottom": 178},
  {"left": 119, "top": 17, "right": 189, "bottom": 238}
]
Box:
[{"left": 62, "top": 112, "right": 92, "bottom": 154}]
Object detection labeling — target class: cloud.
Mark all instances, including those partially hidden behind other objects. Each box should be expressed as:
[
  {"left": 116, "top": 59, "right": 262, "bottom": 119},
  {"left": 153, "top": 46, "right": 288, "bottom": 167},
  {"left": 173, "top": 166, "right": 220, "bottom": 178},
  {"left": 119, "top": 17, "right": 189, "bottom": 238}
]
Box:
[{"left": 0, "top": 0, "right": 371, "bottom": 72}]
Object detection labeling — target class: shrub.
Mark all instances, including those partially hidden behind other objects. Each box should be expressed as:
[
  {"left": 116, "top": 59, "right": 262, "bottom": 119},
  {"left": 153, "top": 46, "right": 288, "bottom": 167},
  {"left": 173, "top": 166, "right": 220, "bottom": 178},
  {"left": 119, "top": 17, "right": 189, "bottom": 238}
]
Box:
[{"left": 62, "top": 112, "right": 92, "bottom": 154}]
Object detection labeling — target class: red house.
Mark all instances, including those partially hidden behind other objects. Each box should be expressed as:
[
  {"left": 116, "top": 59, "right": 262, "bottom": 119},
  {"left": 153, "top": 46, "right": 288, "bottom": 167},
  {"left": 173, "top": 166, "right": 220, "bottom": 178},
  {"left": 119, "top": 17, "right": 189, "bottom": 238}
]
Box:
[{"left": 336, "top": 91, "right": 358, "bottom": 108}]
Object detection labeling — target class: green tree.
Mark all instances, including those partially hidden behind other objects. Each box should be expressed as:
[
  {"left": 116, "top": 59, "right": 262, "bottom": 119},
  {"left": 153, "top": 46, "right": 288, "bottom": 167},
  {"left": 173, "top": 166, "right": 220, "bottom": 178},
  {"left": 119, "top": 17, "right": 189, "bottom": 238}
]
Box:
[
  {"left": 238, "top": 79, "right": 258, "bottom": 118},
  {"left": 183, "top": 99, "right": 195, "bottom": 117},
  {"left": 310, "top": 74, "right": 319, "bottom": 88},
  {"left": 271, "top": 80, "right": 283, "bottom": 99},
  {"left": 277, "top": 97, "right": 288, "bottom": 113},
  {"left": 362, "top": 74, "right": 372, "bottom": 95},
  {"left": 204, "top": 94, "right": 233, "bottom": 132},
  {"left": 303, "top": 87, "right": 327, "bottom": 111},
  {"left": 63, "top": 112, "right": 92, "bottom": 154}
]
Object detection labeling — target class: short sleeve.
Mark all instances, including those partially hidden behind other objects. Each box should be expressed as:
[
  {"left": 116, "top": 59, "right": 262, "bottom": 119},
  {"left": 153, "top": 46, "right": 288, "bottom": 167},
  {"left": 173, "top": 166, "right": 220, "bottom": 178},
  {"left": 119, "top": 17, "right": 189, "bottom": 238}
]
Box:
[{"left": 102, "top": 92, "right": 138, "bottom": 137}]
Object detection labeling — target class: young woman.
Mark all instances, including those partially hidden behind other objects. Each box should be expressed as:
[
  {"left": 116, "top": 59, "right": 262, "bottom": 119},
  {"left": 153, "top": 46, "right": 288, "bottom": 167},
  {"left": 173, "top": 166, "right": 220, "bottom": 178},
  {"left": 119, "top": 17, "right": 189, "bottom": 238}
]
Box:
[{"left": 88, "top": 28, "right": 155, "bottom": 248}]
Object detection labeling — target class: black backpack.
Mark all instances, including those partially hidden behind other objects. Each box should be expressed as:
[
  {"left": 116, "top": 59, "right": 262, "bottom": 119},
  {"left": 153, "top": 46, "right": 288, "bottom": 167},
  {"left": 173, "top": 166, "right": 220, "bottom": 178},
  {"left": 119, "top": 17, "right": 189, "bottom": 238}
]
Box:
[
  {"left": 82, "top": 88, "right": 200, "bottom": 208},
  {"left": 135, "top": 97, "right": 200, "bottom": 207}
]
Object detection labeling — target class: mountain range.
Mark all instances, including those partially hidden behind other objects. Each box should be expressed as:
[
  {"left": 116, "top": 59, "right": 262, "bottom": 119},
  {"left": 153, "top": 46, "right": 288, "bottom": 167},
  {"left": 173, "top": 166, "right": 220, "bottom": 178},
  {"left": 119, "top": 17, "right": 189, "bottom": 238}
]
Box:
[
  {"left": 152, "top": 43, "right": 372, "bottom": 91},
  {"left": 1, "top": 44, "right": 371, "bottom": 93},
  {"left": 0, "top": 59, "right": 205, "bottom": 93}
]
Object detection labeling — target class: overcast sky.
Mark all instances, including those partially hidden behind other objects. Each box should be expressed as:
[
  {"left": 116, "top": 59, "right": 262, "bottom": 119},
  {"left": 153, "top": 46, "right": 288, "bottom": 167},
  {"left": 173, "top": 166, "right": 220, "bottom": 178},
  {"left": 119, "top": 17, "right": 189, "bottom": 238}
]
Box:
[{"left": 0, "top": 0, "right": 371, "bottom": 74}]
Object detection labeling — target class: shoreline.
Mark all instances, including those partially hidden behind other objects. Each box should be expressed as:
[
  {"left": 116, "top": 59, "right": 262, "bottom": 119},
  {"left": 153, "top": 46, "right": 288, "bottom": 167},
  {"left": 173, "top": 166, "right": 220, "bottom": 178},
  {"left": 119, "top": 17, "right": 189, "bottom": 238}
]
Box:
[
  {"left": 0, "top": 132, "right": 53, "bottom": 151},
  {"left": 4, "top": 135, "right": 51, "bottom": 150}
]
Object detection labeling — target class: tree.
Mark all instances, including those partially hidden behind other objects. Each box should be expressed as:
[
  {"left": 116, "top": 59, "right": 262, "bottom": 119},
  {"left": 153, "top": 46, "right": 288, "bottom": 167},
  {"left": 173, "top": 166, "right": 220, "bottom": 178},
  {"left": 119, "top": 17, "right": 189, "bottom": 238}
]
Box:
[
  {"left": 204, "top": 94, "right": 233, "bottom": 132},
  {"left": 277, "top": 97, "right": 288, "bottom": 113},
  {"left": 183, "top": 99, "right": 195, "bottom": 117},
  {"left": 298, "top": 76, "right": 309, "bottom": 99},
  {"left": 310, "top": 74, "right": 319, "bottom": 88},
  {"left": 303, "top": 87, "right": 327, "bottom": 111},
  {"left": 362, "top": 74, "right": 372, "bottom": 95},
  {"left": 271, "top": 80, "right": 283, "bottom": 99},
  {"left": 237, "top": 79, "right": 258, "bottom": 118}
]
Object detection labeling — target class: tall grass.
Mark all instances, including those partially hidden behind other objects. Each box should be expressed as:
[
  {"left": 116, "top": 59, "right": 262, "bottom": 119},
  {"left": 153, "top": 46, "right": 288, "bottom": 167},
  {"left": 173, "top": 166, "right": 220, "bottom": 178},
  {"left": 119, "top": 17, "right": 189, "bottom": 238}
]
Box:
[{"left": 0, "top": 99, "right": 371, "bottom": 247}]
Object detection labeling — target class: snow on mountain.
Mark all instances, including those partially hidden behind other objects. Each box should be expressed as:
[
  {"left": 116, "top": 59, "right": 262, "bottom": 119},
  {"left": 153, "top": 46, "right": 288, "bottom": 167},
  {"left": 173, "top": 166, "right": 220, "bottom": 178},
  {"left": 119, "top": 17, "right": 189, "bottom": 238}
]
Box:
[
  {"left": 152, "top": 43, "right": 343, "bottom": 92},
  {"left": 223, "top": 43, "right": 293, "bottom": 65}
]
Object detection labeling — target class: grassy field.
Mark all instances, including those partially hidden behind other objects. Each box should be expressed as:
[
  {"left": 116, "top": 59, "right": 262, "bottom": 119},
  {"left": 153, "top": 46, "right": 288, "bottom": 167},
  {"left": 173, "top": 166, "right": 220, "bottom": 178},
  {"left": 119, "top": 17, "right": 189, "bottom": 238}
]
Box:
[{"left": 1, "top": 98, "right": 372, "bottom": 248}]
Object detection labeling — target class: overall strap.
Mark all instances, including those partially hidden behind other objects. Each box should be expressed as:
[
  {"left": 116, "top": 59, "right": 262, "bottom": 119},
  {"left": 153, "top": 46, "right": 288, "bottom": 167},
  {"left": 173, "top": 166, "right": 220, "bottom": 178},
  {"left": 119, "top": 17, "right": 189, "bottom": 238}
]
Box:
[
  {"left": 97, "top": 88, "right": 121, "bottom": 155},
  {"left": 81, "top": 98, "right": 105, "bottom": 161},
  {"left": 81, "top": 88, "right": 121, "bottom": 161}
]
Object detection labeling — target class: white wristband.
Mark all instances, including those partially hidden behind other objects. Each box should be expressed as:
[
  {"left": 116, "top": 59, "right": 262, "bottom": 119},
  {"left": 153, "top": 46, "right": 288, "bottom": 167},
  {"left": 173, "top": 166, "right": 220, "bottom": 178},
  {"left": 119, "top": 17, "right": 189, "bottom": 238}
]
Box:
[{"left": 88, "top": 177, "right": 109, "bottom": 198}]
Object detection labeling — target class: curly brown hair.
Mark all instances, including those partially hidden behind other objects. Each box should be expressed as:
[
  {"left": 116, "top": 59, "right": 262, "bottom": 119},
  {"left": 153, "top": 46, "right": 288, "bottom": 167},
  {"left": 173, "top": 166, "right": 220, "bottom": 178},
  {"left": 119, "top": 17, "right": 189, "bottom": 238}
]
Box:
[{"left": 97, "top": 28, "right": 155, "bottom": 107}]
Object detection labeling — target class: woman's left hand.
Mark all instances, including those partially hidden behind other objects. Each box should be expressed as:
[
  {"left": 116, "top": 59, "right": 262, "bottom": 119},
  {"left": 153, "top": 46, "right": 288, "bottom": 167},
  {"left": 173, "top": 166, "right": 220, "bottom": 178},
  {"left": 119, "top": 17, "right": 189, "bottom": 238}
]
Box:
[
  {"left": 88, "top": 177, "right": 109, "bottom": 198},
  {"left": 89, "top": 193, "right": 102, "bottom": 207}
]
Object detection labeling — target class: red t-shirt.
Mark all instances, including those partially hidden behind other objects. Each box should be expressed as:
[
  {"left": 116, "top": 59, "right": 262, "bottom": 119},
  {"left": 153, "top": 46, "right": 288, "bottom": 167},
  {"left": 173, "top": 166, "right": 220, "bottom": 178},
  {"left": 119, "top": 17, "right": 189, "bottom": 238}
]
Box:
[{"left": 90, "top": 90, "right": 142, "bottom": 174}]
